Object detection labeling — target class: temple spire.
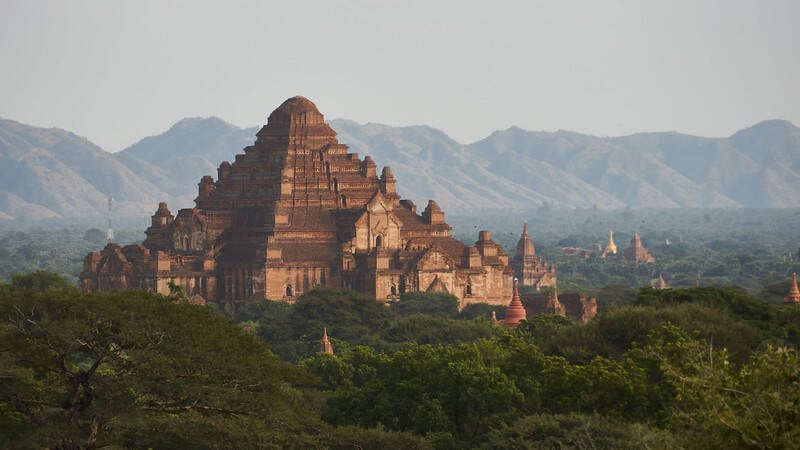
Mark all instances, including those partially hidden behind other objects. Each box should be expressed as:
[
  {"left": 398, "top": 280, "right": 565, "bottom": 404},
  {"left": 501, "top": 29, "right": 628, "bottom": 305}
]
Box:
[
  {"left": 546, "top": 284, "right": 566, "bottom": 316},
  {"left": 621, "top": 230, "right": 655, "bottom": 263},
  {"left": 503, "top": 278, "right": 527, "bottom": 328},
  {"left": 785, "top": 273, "right": 800, "bottom": 305},
  {"left": 656, "top": 273, "right": 669, "bottom": 290},
  {"left": 604, "top": 229, "right": 617, "bottom": 255},
  {"left": 320, "top": 328, "right": 334, "bottom": 354}
]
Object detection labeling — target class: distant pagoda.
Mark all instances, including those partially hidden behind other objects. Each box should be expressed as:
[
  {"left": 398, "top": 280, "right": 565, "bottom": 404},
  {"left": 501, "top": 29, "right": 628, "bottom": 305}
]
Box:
[
  {"left": 785, "top": 273, "right": 800, "bottom": 305},
  {"left": 620, "top": 231, "right": 655, "bottom": 264},
  {"left": 512, "top": 223, "right": 556, "bottom": 290},
  {"left": 603, "top": 229, "right": 617, "bottom": 256}
]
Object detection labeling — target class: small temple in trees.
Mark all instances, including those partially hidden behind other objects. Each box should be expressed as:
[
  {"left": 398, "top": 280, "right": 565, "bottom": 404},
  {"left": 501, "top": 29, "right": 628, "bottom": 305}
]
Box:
[
  {"left": 80, "top": 96, "right": 531, "bottom": 312},
  {"left": 620, "top": 231, "right": 655, "bottom": 263}
]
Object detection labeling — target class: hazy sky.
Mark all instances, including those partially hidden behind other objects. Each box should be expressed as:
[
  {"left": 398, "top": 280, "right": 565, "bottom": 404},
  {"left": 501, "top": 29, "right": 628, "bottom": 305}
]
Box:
[{"left": 1, "top": 0, "right": 798, "bottom": 151}]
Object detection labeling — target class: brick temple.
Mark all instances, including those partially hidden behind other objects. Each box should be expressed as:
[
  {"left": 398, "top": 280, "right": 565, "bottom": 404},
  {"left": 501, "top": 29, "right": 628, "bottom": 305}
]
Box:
[
  {"left": 80, "top": 96, "right": 516, "bottom": 312},
  {"left": 512, "top": 223, "right": 556, "bottom": 290}
]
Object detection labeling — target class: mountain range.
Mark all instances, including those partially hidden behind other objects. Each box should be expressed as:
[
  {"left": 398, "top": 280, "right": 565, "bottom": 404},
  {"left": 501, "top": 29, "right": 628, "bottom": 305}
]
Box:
[{"left": 1, "top": 114, "right": 799, "bottom": 222}]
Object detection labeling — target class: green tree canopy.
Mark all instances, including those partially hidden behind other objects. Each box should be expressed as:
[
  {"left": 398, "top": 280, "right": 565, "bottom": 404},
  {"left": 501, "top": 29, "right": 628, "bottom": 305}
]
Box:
[
  {"left": 10, "top": 270, "right": 73, "bottom": 291},
  {"left": 392, "top": 291, "right": 460, "bottom": 318},
  {"left": 0, "top": 287, "right": 317, "bottom": 449}
]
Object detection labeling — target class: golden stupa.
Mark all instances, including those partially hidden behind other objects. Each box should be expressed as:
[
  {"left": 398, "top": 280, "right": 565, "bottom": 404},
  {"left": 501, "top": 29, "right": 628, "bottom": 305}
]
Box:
[{"left": 604, "top": 229, "right": 617, "bottom": 255}]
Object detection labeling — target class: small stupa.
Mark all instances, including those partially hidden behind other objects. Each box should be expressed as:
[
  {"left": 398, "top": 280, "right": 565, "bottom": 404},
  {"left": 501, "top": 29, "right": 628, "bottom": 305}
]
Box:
[
  {"left": 655, "top": 274, "right": 669, "bottom": 290},
  {"left": 490, "top": 311, "right": 501, "bottom": 327},
  {"left": 503, "top": 279, "right": 527, "bottom": 328},
  {"left": 320, "top": 328, "right": 334, "bottom": 354},
  {"left": 784, "top": 273, "right": 800, "bottom": 305}
]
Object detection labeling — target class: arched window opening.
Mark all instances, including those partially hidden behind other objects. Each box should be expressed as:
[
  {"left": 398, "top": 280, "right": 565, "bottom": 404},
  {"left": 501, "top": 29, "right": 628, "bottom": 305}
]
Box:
[
  {"left": 286, "top": 284, "right": 293, "bottom": 297},
  {"left": 375, "top": 235, "right": 383, "bottom": 248},
  {"left": 390, "top": 283, "right": 397, "bottom": 296},
  {"left": 466, "top": 283, "right": 472, "bottom": 295}
]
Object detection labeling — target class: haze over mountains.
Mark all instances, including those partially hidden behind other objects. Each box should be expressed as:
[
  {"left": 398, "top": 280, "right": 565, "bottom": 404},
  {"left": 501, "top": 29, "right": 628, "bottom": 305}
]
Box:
[{"left": 1, "top": 114, "right": 799, "bottom": 222}]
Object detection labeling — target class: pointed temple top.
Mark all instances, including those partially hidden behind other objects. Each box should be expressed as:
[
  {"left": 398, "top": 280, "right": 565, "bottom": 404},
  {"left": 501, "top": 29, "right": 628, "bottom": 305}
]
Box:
[
  {"left": 656, "top": 273, "right": 669, "bottom": 290},
  {"left": 516, "top": 223, "right": 536, "bottom": 256},
  {"left": 320, "top": 327, "right": 334, "bottom": 354},
  {"left": 503, "top": 278, "right": 527, "bottom": 328},
  {"left": 605, "top": 229, "right": 617, "bottom": 254}
]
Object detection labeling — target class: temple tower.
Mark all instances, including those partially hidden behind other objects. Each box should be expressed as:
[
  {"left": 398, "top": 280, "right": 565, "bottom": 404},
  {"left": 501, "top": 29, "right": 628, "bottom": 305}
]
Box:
[
  {"left": 512, "top": 223, "right": 556, "bottom": 290},
  {"left": 621, "top": 231, "right": 655, "bottom": 263},
  {"left": 785, "top": 273, "right": 800, "bottom": 305}
]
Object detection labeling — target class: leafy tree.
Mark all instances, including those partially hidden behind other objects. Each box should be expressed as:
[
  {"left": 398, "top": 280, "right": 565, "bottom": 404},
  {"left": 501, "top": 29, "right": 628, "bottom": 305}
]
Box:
[
  {"left": 381, "top": 315, "right": 493, "bottom": 347},
  {"left": 277, "top": 287, "right": 393, "bottom": 360},
  {"left": 320, "top": 342, "right": 523, "bottom": 446},
  {"left": 640, "top": 324, "right": 800, "bottom": 448},
  {"left": 0, "top": 287, "right": 317, "bottom": 449},
  {"left": 322, "top": 425, "right": 434, "bottom": 449},
  {"left": 479, "top": 413, "right": 675, "bottom": 449},
  {"left": 392, "top": 291, "right": 459, "bottom": 318},
  {"left": 517, "top": 314, "right": 575, "bottom": 346},
  {"left": 460, "top": 302, "right": 506, "bottom": 321},
  {"left": 10, "top": 270, "right": 73, "bottom": 291}
]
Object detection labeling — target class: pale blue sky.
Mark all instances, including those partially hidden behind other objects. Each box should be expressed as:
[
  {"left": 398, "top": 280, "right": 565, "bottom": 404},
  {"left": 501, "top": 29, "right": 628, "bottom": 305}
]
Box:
[{"left": 1, "top": 0, "right": 797, "bottom": 151}]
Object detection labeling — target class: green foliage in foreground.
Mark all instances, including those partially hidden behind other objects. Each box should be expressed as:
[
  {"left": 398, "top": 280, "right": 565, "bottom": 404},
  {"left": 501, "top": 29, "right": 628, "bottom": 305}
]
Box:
[
  {"left": 292, "top": 286, "right": 800, "bottom": 448},
  {"left": 2, "top": 273, "right": 799, "bottom": 448},
  {"left": 238, "top": 288, "right": 497, "bottom": 361},
  {"left": 0, "top": 281, "right": 429, "bottom": 449}
]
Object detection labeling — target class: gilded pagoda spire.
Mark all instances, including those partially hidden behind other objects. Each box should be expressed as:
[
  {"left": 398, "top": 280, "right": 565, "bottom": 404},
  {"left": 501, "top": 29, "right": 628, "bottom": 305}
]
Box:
[
  {"left": 604, "top": 229, "right": 617, "bottom": 255},
  {"left": 784, "top": 273, "right": 800, "bottom": 305},
  {"left": 320, "top": 327, "right": 334, "bottom": 354}
]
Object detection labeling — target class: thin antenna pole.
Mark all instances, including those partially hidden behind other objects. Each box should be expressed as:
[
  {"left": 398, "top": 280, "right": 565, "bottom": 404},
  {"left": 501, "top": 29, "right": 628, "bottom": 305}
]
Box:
[{"left": 106, "top": 196, "right": 114, "bottom": 242}]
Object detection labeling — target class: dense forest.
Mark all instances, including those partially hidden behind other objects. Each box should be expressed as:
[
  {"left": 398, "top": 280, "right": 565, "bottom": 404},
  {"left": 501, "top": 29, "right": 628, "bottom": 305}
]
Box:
[{"left": 1, "top": 271, "right": 798, "bottom": 448}]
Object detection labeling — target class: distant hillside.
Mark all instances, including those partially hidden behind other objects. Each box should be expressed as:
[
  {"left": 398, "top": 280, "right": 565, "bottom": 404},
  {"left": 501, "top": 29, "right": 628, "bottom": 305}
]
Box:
[
  {"left": 1, "top": 114, "right": 799, "bottom": 222},
  {"left": 0, "top": 118, "right": 169, "bottom": 221},
  {"left": 337, "top": 119, "right": 800, "bottom": 209},
  {"left": 114, "top": 117, "right": 257, "bottom": 200}
]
